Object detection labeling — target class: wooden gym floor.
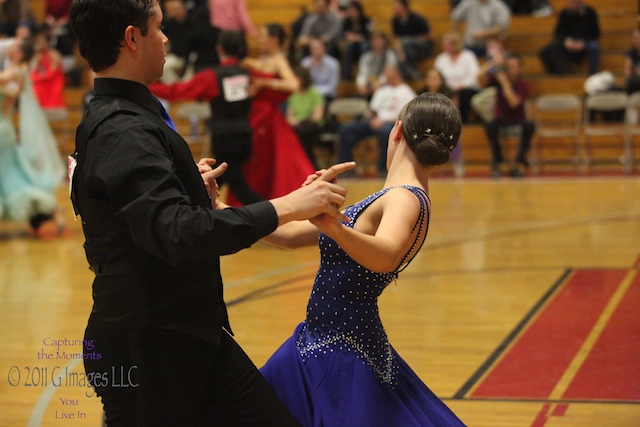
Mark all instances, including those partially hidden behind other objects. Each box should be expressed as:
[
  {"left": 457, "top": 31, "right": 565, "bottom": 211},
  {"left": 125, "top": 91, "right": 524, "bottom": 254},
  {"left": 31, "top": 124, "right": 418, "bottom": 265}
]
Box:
[{"left": 1, "top": 174, "right": 639, "bottom": 426}]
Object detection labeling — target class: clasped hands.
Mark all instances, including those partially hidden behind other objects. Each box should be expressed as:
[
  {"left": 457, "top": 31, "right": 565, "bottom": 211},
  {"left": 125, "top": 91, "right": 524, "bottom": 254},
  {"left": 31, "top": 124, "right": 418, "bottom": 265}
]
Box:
[{"left": 196, "top": 158, "right": 355, "bottom": 225}]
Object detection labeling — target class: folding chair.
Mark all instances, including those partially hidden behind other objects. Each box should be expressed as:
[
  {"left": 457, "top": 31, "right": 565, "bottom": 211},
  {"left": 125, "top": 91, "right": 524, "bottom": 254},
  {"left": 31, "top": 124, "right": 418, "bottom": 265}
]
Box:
[
  {"left": 583, "top": 91, "right": 628, "bottom": 171},
  {"left": 317, "top": 97, "right": 370, "bottom": 167},
  {"left": 624, "top": 91, "right": 640, "bottom": 174},
  {"left": 531, "top": 94, "right": 582, "bottom": 174}
]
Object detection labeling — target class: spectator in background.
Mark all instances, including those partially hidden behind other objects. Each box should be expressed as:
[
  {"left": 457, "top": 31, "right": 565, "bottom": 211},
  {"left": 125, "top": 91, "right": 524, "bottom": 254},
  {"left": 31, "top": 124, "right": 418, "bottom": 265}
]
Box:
[
  {"left": 301, "top": 37, "right": 340, "bottom": 104},
  {"left": 338, "top": 63, "right": 416, "bottom": 177},
  {"left": 0, "top": 0, "right": 20, "bottom": 38},
  {"left": 391, "top": 0, "right": 433, "bottom": 81},
  {"left": 451, "top": 0, "right": 511, "bottom": 59},
  {"left": 208, "top": 0, "right": 257, "bottom": 58},
  {"left": 419, "top": 68, "right": 456, "bottom": 103},
  {"left": 161, "top": 0, "right": 194, "bottom": 83},
  {"left": 539, "top": 0, "right": 600, "bottom": 75},
  {"left": 30, "top": 23, "right": 66, "bottom": 110},
  {"left": 287, "top": 66, "right": 326, "bottom": 168},
  {"left": 355, "top": 30, "right": 398, "bottom": 99},
  {"left": 624, "top": 27, "right": 640, "bottom": 94},
  {"left": 341, "top": 0, "right": 371, "bottom": 80},
  {"left": 296, "top": 0, "right": 343, "bottom": 61},
  {"left": 189, "top": 6, "right": 221, "bottom": 72},
  {"left": 435, "top": 32, "right": 481, "bottom": 123},
  {"left": 419, "top": 67, "right": 464, "bottom": 176},
  {"left": 470, "top": 37, "right": 509, "bottom": 123},
  {"left": 478, "top": 53, "right": 534, "bottom": 178}
]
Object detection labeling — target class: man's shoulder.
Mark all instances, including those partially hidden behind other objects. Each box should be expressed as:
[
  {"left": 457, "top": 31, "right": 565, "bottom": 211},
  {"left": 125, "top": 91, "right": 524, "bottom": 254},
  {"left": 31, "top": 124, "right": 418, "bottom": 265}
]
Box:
[{"left": 81, "top": 97, "right": 156, "bottom": 138}]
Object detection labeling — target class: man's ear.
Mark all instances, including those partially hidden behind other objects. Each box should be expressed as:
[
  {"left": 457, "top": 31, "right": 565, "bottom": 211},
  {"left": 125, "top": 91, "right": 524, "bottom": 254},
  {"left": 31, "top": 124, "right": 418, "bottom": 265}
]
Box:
[{"left": 123, "top": 25, "right": 137, "bottom": 50}]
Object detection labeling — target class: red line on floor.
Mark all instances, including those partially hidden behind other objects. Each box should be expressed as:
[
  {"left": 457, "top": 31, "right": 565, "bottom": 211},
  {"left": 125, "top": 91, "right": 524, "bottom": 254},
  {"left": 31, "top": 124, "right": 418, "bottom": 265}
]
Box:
[
  {"left": 530, "top": 404, "right": 551, "bottom": 427},
  {"left": 552, "top": 403, "right": 569, "bottom": 416},
  {"left": 471, "top": 269, "right": 626, "bottom": 399},
  {"left": 562, "top": 271, "right": 640, "bottom": 401}
]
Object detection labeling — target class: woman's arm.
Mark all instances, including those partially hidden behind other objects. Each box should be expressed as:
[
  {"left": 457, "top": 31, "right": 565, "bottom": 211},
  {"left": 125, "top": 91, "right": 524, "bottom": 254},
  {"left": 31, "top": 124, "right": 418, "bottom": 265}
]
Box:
[
  {"left": 312, "top": 188, "right": 423, "bottom": 273},
  {"left": 261, "top": 220, "right": 320, "bottom": 249}
]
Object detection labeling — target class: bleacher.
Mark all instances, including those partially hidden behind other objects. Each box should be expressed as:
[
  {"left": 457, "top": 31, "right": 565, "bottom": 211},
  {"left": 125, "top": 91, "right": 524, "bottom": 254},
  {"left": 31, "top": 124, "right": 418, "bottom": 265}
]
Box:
[{"left": 29, "top": 0, "right": 638, "bottom": 173}]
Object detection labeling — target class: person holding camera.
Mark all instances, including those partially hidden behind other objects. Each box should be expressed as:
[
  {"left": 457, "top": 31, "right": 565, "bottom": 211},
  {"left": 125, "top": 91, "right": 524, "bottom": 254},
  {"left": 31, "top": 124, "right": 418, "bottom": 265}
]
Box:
[{"left": 478, "top": 52, "right": 535, "bottom": 178}]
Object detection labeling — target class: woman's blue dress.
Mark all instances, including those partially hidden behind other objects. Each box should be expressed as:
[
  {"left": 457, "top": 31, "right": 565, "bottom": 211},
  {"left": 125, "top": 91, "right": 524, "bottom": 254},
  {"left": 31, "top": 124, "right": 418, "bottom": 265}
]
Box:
[
  {"left": 0, "top": 73, "right": 65, "bottom": 222},
  {"left": 261, "top": 186, "right": 466, "bottom": 427}
]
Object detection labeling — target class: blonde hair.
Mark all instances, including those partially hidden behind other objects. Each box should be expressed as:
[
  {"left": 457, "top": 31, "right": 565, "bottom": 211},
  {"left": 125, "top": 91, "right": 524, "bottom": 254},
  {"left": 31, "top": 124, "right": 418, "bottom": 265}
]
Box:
[{"left": 443, "top": 32, "right": 463, "bottom": 52}]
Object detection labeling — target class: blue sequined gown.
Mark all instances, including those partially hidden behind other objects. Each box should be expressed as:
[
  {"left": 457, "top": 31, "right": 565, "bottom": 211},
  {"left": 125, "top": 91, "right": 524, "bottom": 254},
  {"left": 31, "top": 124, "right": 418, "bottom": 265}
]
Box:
[
  {"left": 0, "top": 72, "right": 64, "bottom": 222},
  {"left": 261, "top": 186, "right": 466, "bottom": 427}
]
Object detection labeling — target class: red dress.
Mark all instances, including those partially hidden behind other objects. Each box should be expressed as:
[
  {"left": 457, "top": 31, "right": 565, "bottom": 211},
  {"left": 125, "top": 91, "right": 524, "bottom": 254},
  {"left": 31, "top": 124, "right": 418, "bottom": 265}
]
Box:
[
  {"left": 227, "top": 71, "right": 314, "bottom": 205},
  {"left": 31, "top": 50, "right": 66, "bottom": 109}
]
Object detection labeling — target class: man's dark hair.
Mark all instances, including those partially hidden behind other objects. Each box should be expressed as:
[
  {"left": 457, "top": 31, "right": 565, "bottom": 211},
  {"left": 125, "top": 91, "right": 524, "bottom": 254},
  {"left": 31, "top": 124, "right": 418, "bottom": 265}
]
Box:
[
  {"left": 70, "top": 0, "right": 156, "bottom": 72},
  {"left": 218, "top": 30, "right": 243, "bottom": 58}
]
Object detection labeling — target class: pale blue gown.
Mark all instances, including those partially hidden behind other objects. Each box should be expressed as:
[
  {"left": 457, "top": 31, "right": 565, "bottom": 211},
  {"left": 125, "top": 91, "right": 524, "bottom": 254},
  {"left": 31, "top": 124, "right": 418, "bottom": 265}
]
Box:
[{"left": 0, "top": 71, "right": 65, "bottom": 223}]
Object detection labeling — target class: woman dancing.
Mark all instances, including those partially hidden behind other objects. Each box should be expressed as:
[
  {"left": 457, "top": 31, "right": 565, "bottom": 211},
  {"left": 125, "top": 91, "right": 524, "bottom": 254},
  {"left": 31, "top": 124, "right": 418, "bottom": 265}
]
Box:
[
  {"left": 234, "top": 23, "right": 315, "bottom": 204},
  {"left": 259, "top": 92, "right": 467, "bottom": 426},
  {"left": 0, "top": 38, "right": 66, "bottom": 237}
]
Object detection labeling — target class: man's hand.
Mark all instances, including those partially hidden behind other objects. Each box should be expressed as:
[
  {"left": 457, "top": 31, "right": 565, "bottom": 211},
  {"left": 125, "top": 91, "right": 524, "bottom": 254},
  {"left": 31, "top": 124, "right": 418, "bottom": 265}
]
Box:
[
  {"left": 271, "top": 162, "right": 356, "bottom": 225},
  {"left": 196, "top": 158, "right": 216, "bottom": 174},
  {"left": 200, "top": 161, "right": 228, "bottom": 209}
]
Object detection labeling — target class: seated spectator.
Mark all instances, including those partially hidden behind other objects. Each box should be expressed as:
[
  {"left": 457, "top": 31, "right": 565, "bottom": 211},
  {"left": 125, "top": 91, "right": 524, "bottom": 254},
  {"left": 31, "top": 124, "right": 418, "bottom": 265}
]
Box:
[
  {"left": 188, "top": 6, "right": 221, "bottom": 72},
  {"left": 419, "top": 67, "right": 464, "bottom": 176},
  {"left": 337, "top": 63, "right": 416, "bottom": 177},
  {"left": 451, "top": 0, "right": 511, "bottom": 59},
  {"left": 478, "top": 53, "right": 535, "bottom": 178},
  {"left": 30, "top": 23, "right": 66, "bottom": 110},
  {"left": 301, "top": 37, "right": 341, "bottom": 104},
  {"left": 295, "top": 0, "right": 343, "bottom": 61},
  {"left": 340, "top": 0, "right": 371, "bottom": 80},
  {"left": 355, "top": 30, "right": 398, "bottom": 99},
  {"left": 470, "top": 37, "right": 509, "bottom": 123},
  {"left": 287, "top": 67, "right": 326, "bottom": 168},
  {"left": 434, "top": 32, "right": 481, "bottom": 123},
  {"left": 391, "top": 0, "right": 433, "bottom": 81},
  {"left": 539, "top": 0, "right": 600, "bottom": 75},
  {"left": 624, "top": 27, "right": 640, "bottom": 94},
  {"left": 0, "top": 0, "right": 20, "bottom": 38},
  {"left": 161, "top": 0, "right": 194, "bottom": 83},
  {"left": 418, "top": 68, "right": 456, "bottom": 102}
]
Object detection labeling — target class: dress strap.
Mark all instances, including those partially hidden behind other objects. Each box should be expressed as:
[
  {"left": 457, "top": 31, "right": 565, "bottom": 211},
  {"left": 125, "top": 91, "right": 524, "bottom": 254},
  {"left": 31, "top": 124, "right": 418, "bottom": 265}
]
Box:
[{"left": 394, "top": 186, "right": 430, "bottom": 274}]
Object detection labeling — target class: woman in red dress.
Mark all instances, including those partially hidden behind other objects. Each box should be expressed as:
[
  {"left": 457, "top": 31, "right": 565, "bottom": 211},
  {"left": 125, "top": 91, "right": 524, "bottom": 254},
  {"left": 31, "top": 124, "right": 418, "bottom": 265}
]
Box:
[{"left": 237, "top": 23, "right": 315, "bottom": 203}]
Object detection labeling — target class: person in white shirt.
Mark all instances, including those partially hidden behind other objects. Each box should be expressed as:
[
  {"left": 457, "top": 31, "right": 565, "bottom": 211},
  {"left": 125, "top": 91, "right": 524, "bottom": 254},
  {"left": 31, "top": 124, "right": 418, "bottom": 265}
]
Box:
[
  {"left": 435, "top": 32, "right": 481, "bottom": 122},
  {"left": 337, "top": 63, "right": 416, "bottom": 177}
]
